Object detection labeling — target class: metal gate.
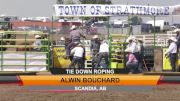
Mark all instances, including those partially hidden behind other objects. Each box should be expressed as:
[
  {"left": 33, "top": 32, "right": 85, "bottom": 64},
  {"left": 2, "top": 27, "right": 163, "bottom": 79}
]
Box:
[{"left": 0, "top": 31, "right": 50, "bottom": 71}]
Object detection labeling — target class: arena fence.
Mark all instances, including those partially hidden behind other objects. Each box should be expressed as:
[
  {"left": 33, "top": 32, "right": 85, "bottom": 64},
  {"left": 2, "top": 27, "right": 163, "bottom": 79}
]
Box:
[{"left": 0, "top": 31, "right": 50, "bottom": 71}]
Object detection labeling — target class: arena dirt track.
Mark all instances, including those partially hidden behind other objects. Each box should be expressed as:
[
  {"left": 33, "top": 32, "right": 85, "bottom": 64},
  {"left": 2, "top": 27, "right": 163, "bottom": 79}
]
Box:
[{"left": 0, "top": 85, "right": 180, "bottom": 101}]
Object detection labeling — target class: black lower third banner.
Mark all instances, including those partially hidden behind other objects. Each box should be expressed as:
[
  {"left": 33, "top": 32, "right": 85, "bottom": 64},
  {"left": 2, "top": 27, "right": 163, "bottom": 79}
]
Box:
[{"left": 50, "top": 68, "right": 128, "bottom": 74}]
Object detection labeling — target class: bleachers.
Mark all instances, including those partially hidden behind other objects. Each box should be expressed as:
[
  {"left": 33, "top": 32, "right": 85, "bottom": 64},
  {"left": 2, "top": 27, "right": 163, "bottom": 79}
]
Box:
[{"left": 134, "top": 33, "right": 176, "bottom": 47}]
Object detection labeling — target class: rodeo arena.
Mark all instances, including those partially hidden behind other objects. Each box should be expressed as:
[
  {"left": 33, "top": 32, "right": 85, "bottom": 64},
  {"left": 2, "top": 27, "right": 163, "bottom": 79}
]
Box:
[{"left": 1, "top": 3, "right": 180, "bottom": 101}]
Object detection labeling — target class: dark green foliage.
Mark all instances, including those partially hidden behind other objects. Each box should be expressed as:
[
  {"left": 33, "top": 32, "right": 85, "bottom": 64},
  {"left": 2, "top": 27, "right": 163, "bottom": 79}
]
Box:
[
  {"left": 79, "top": 0, "right": 112, "bottom": 4},
  {"left": 56, "top": 0, "right": 64, "bottom": 4},
  {"left": 128, "top": 16, "right": 142, "bottom": 25}
]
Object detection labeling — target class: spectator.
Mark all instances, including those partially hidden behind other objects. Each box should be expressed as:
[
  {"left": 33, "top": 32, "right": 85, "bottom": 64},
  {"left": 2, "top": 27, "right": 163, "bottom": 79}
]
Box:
[
  {"left": 165, "top": 37, "right": 178, "bottom": 72},
  {"left": 95, "top": 40, "right": 109, "bottom": 68},
  {"left": 59, "top": 37, "right": 65, "bottom": 45},
  {"left": 126, "top": 36, "right": 139, "bottom": 62},
  {"left": 125, "top": 48, "right": 138, "bottom": 74},
  {"left": 32, "top": 35, "right": 42, "bottom": 51}
]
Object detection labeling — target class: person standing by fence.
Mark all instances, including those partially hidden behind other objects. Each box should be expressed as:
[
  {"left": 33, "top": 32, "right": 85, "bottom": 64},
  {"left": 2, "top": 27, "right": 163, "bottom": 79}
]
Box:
[
  {"left": 165, "top": 37, "right": 177, "bottom": 72},
  {"left": 32, "top": 35, "right": 42, "bottom": 51},
  {"left": 125, "top": 48, "right": 138, "bottom": 74},
  {"left": 95, "top": 40, "right": 109, "bottom": 68},
  {"left": 126, "top": 36, "right": 139, "bottom": 61},
  {"left": 126, "top": 36, "right": 140, "bottom": 73}
]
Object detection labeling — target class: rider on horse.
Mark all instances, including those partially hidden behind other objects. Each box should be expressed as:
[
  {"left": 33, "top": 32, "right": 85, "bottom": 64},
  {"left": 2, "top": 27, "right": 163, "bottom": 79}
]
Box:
[{"left": 66, "top": 25, "right": 86, "bottom": 58}]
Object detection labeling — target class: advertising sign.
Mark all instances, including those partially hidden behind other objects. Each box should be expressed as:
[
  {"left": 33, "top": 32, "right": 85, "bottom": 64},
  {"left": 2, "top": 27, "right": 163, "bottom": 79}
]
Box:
[{"left": 53, "top": 4, "right": 179, "bottom": 17}]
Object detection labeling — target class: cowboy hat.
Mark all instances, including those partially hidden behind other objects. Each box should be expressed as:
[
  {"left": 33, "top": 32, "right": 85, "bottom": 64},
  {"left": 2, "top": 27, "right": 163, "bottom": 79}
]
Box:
[
  {"left": 126, "top": 36, "right": 136, "bottom": 43},
  {"left": 60, "top": 37, "right": 65, "bottom": 41},
  {"left": 92, "top": 35, "right": 98, "bottom": 39},
  {"left": 173, "top": 29, "right": 180, "bottom": 33},
  {"left": 35, "top": 35, "right": 41, "bottom": 38},
  {"left": 102, "top": 40, "right": 108, "bottom": 44},
  {"left": 70, "top": 25, "right": 76, "bottom": 30},
  {"left": 168, "top": 37, "right": 177, "bottom": 42},
  {"left": 130, "top": 36, "right": 136, "bottom": 41}
]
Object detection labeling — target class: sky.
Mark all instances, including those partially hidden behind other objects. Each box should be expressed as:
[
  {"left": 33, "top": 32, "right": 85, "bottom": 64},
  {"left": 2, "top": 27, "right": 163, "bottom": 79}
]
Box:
[
  {"left": 0, "top": 0, "right": 56, "bottom": 17},
  {"left": 113, "top": 0, "right": 180, "bottom": 6},
  {"left": 0, "top": 0, "right": 180, "bottom": 23}
]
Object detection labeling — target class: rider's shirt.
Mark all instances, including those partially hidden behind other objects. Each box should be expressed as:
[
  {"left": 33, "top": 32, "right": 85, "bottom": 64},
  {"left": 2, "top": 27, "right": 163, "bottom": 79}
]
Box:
[
  {"left": 70, "top": 29, "right": 84, "bottom": 42},
  {"left": 70, "top": 46, "right": 84, "bottom": 58}
]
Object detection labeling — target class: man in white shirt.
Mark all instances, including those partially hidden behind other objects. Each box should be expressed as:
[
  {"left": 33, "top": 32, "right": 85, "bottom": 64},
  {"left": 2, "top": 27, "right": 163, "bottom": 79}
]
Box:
[
  {"left": 33, "top": 35, "right": 42, "bottom": 51},
  {"left": 165, "top": 37, "right": 177, "bottom": 72},
  {"left": 68, "top": 43, "right": 85, "bottom": 69},
  {"left": 126, "top": 36, "right": 139, "bottom": 53},
  {"left": 126, "top": 36, "right": 140, "bottom": 72},
  {"left": 95, "top": 40, "right": 109, "bottom": 68}
]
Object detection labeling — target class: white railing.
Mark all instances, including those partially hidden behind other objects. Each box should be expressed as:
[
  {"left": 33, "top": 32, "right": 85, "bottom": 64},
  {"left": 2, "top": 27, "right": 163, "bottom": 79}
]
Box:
[{"left": 134, "top": 33, "right": 176, "bottom": 47}]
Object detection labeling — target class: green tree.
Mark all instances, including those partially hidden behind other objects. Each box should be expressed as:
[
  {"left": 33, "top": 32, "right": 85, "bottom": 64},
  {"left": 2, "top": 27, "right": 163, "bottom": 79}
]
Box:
[
  {"left": 129, "top": 16, "right": 142, "bottom": 25},
  {"left": 65, "top": 0, "right": 74, "bottom": 4},
  {"left": 56, "top": 0, "right": 74, "bottom": 4},
  {"left": 56, "top": 0, "right": 64, "bottom": 4},
  {"left": 79, "top": 0, "right": 111, "bottom": 4}
]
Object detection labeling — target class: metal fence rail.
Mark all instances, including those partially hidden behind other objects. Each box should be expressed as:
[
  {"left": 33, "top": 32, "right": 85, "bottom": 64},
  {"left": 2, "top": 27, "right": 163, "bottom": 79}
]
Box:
[
  {"left": 134, "top": 33, "right": 176, "bottom": 47},
  {"left": 0, "top": 31, "right": 50, "bottom": 71}
]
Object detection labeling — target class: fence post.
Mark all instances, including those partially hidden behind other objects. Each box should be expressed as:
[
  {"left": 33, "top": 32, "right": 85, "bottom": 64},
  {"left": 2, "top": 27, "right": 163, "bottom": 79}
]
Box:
[
  {"left": 153, "top": 16, "right": 156, "bottom": 47},
  {"left": 48, "top": 33, "right": 51, "bottom": 71},
  {"left": 1, "top": 32, "right": 3, "bottom": 71},
  {"left": 25, "top": 32, "right": 27, "bottom": 71}
]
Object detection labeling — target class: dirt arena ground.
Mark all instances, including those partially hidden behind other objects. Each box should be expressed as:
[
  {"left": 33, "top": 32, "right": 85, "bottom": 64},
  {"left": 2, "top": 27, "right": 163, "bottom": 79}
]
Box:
[{"left": 0, "top": 85, "right": 180, "bottom": 101}]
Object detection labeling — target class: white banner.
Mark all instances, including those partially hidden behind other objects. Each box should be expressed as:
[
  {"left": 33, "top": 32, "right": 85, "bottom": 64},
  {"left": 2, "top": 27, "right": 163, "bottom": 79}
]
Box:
[{"left": 53, "top": 4, "right": 180, "bottom": 17}]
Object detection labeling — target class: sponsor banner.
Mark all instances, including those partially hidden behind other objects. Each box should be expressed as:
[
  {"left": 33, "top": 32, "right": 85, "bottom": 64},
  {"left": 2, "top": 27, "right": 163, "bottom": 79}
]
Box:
[
  {"left": 19, "top": 75, "right": 160, "bottom": 86},
  {"left": 53, "top": 46, "right": 92, "bottom": 68},
  {"left": 53, "top": 4, "right": 179, "bottom": 17},
  {"left": 163, "top": 48, "right": 172, "bottom": 71},
  {"left": 53, "top": 47, "right": 71, "bottom": 68}
]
